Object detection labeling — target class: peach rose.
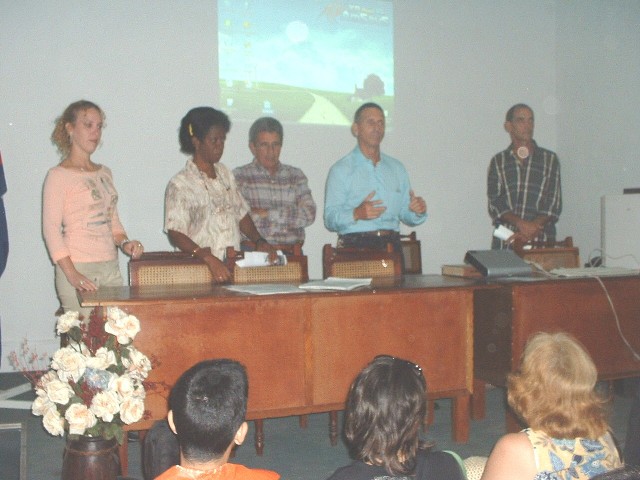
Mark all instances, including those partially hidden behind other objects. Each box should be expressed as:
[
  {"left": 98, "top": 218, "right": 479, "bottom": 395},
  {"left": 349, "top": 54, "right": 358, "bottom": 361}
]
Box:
[
  {"left": 123, "top": 346, "right": 151, "bottom": 380},
  {"left": 120, "top": 396, "right": 145, "bottom": 424},
  {"left": 111, "top": 374, "right": 135, "bottom": 400},
  {"left": 52, "top": 347, "right": 86, "bottom": 383},
  {"left": 35, "top": 370, "right": 59, "bottom": 397},
  {"left": 90, "top": 391, "right": 120, "bottom": 423},
  {"left": 32, "top": 393, "right": 55, "bottom": 416},
  {"left": 44, "top": 377, "right": 74, "bottom": 405},
  {"left": 43, "top": 407, "right": 65, "bottom": 436},
  {"left": 65, "top": 403, "right": 97, "bottom": 435},
  {"left": 105, "top": 308, "right": 140, "bottom": 344},
  {"left": 85, "top": 347, "right": 117, "bottom": 370},
  {"left": 56, "top": 311, "right": 81, "bottom": 334}
]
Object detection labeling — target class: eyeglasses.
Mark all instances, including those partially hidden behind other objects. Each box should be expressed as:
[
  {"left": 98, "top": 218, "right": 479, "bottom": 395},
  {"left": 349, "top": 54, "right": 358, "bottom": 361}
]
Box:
[{"left": 374, "top": 355, "right": 423, "bottom": 378}]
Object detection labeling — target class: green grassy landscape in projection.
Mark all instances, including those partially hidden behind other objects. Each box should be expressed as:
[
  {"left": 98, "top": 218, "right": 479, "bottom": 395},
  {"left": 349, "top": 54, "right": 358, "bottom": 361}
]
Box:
[{"left": 220, "top": 80, "right": 393, "bottom": 126}]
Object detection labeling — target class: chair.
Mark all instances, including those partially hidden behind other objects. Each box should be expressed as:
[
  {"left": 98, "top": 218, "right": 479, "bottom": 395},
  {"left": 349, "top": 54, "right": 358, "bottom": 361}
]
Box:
[
  {"left": 225, "top": 245, "right": 308, "bottom": 284},
  {"left": 240, "top": 240, "right": 303, "bottom": 256},
  {"left": 322, "top": 243, "right": 402, "bottom": 279},
  {"left": 129, "top": 251, "right": 212, "bottom": 286},
  {"left": 512, "top": 236, "right": 580, "bottom": 271},
  {"left": 400, "top": 231, "right": 422, "bottom": 274}
]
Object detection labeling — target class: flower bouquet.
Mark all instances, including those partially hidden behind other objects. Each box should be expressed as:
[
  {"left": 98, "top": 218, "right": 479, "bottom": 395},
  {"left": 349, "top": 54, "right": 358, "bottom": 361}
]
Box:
[{"left": 32, "top": 308, "right": 151, "bottom": 444}]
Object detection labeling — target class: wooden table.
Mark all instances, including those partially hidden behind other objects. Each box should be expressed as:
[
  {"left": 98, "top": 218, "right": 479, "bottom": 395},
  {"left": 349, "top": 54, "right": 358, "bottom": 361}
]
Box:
[
  {"left": 473, "top": 275, "right": 640, "bottom": 429},
  {"left": 82, "top": 275, "right": 482, "bottom": 473}
]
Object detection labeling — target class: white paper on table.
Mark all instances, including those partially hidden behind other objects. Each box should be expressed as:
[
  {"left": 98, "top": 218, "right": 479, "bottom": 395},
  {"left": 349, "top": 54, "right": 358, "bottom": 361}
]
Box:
[
  {"left": 224, "top": 284, "right": 303, "bottom": 295},
  {"left": 235, "top": 250, "right": 287, "bottom": 267},
  {"left": 298, "top": 277, "right": 372, "bottom": 291}
]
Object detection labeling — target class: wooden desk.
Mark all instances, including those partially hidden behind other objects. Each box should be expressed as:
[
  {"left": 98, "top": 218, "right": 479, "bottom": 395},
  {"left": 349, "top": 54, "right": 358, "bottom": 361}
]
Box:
[
  {"left": 82, "top": 275, "right": 481, "bottom": 472},
  {"left": 473, "top": 275, "right": 640, "bottom": 429}
]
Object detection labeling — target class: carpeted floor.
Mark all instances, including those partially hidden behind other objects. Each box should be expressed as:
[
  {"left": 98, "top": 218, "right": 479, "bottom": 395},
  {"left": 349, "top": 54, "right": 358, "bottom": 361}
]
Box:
[{"left": 0, "top": 372, "right": 635, "bottom": 480}]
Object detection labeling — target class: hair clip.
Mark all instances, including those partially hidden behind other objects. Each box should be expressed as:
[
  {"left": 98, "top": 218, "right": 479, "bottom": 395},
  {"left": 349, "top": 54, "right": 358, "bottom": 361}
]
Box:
[{"left": 188, "top": 123, "right": 194, "bottom": 137}]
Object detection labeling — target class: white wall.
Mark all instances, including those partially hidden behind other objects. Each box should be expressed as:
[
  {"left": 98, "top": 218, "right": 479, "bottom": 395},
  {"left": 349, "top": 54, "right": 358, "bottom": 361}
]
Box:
[
  {"left": 1, "top": 1, "right": 639, "bottom": 370},
  {"left": 556, "top": 1, "right": 640, "bottom": 264}
]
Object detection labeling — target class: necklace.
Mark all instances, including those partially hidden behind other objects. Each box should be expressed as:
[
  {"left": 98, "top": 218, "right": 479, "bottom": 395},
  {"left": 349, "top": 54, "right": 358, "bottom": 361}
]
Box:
[
  {"left": 199, "top": 164, "right": 230, "bottom": 192},
  {"left": 198, "top": 164, "right": 233, "bottom": 214}
]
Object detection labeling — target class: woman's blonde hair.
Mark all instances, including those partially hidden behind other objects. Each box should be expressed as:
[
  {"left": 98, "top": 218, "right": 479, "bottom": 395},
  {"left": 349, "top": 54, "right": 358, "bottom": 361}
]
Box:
[
  {"left": 51, "top": 100, "right": 104, "bottom": 158},
  {"left": 507, "top": 331, "right": 609, "bottom": 439}
]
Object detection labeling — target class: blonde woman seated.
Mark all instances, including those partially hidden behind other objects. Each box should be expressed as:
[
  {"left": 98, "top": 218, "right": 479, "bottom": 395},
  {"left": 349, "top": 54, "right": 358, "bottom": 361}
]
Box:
[{"left": 481, "top": 332, "right": 622, "bottom": 480}]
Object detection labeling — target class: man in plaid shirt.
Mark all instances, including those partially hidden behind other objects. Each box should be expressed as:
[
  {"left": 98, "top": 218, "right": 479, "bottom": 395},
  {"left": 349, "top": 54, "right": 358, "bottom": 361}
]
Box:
[
  {"left": 487, "top": 104, "right": 562, "bottom": 249},
  {"left": 233, "top": 117, "right": 316, "bottom": 246}
]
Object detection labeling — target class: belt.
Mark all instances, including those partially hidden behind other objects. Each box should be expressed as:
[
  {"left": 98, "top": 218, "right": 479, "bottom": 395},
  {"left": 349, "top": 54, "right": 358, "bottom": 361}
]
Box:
[{"left": 341, "top": 230, "right": 398, "bottom": 238}]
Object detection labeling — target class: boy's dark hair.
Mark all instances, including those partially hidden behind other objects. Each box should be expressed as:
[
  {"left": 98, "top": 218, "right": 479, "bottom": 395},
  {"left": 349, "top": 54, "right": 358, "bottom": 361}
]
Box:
[
  {"left": 178, "top": 106, "right": 231, "bottom": 154},
  {"left": 343, "top": 355, "right": 427, "bottom": 476},
  {"left": 169, "top": 359, "right": 248, "bottom": 462}
]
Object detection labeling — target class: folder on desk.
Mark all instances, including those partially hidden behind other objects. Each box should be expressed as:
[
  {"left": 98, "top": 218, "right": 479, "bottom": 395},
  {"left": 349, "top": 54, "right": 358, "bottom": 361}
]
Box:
[{"left": 464, "top": 250, "right": 533, "bottom": 278}]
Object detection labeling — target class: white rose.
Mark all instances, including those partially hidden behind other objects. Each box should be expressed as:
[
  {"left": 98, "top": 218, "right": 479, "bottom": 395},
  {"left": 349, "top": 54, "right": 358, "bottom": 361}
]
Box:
[
  {"left": 123, "top": 347, "right": 152, "bottom": 380},
  {"left": 85, "top": 347, "right": 117, "bottom": 370},
  {"left": 32, "top": 394, "right": 55, "bottom": 416},
  {"left": 90, "top": 391, "right": 120, "bottom": 423},
  {"left": 65, "top": 403, "right": 97, "bottom": 435},
  {"left": 105, "top": 308, "right": 140, "bottom": 344},
  {"left": 120, "top": 396, "right": 145, "bottom": 424},
  {"left": 111, "top": 374, "right": 135, "bottom": 400},
  {"left": 134, "top": 382, "right": 146, "bottom": 399},
  {"left": 44, "top": 378, "right": 74, "bottom": 405},
  {"left": 52, "top": 347, "right": 86, "bottom": 383},
  {"left": 43, "top": 407, "right": 65, "bottom": 436},
  {"left": 56, "top": 311, "right": 81, "bottom": 334},
  {"left": 35, "top": 370, "right": 59, "bottom": 397}
]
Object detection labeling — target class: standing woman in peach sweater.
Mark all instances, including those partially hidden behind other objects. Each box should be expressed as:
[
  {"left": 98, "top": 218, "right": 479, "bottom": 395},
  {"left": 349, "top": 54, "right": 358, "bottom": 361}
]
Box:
[{"left": 43, "top": 100, "right": 144, "bottom": 317}]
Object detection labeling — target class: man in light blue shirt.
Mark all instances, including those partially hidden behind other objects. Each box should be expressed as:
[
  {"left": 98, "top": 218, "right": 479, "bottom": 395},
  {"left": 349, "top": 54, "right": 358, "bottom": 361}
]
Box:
[{"left": 324, "top": 103, "right": 427, "bottom": 253}]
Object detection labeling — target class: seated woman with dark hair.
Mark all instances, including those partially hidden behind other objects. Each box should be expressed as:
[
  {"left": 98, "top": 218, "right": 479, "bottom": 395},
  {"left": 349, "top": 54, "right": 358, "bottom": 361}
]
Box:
[
  {"left": 326, "top": 355, "right": 465, "bottom": 480},
  {"left": 481, "top": 332, "right": 623, "bottom": 480}
]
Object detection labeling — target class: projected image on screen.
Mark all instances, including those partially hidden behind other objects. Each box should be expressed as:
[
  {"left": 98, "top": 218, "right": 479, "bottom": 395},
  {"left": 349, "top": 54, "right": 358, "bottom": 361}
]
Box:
[{"left": 219, "top": 1, "right": 394, "bottom": 126}]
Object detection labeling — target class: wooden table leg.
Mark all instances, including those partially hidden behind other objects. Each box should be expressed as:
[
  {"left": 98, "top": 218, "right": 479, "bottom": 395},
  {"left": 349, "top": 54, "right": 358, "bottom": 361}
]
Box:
[
  {"left": 119, "top": 435, "right": 129, "bottom": 476},
  {"left": 254, "top": 419, "right": 264, "bottom": 455},
  {"left": 452, "top": 393, "right": 470, "bottom": 443},
  {"left": 329, "top": 411, "right": 338, "bottom": 446},
  {"left": 426, "top": 399, "right": 435, "bottom": 426},
  {"left": 299, "top": 414, "right": 309, "bottom": 428},
  {"left": 471, "top": 379, "right": 486, "bottom": 420}
]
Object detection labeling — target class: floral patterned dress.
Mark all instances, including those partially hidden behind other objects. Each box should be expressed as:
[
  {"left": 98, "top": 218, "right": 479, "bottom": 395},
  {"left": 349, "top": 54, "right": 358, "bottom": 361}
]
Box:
[{"left": 524, "top": 428, "right": 622, "bottom": 479}]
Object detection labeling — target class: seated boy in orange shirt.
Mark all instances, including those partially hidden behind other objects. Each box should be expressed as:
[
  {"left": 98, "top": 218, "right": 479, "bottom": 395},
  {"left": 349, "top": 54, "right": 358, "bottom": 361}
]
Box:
[{"left": 155, "top": 359, "right": 280, "bottom": 480}]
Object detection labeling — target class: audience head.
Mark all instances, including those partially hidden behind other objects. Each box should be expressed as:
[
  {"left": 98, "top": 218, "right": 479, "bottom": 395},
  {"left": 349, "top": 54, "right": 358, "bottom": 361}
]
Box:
[
  {"left": 179, "top": 107, "right": 231, "bottom": 155},
  {"left": 168, "top": 359, "right": 248, "bottom": 463},
  {"left": 51, "top": 100, "right": 105, "bottom": 157},
  {"left": 508, "top": 331, "right": 609, "bottom": 439},
  {"left": 343, "top": 355, "right": 427, "bottom": 476}
]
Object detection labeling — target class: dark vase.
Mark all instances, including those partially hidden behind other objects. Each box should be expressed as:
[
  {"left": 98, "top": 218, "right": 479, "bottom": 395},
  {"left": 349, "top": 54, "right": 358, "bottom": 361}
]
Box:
[{"left": 61, "top": 435, "right": 120, "bottom": 480}]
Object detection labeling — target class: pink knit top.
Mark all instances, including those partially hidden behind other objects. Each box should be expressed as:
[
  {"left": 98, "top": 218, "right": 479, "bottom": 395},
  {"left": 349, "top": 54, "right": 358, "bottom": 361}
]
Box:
[{"left": 43, "top": 165, "right": 126, "bottom": 264}]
